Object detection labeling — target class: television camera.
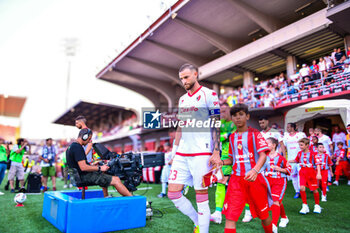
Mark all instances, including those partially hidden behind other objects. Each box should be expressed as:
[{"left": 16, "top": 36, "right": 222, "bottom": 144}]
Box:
[{"left": 93, "top": 143, "right": 164, "bottom": 192}]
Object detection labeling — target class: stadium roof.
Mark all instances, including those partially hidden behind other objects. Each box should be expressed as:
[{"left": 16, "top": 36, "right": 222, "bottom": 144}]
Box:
[
  {"left": 96, "top": 0, "right": 347, "bottom": 108},
  {"left": 53, "top": 100, "right": 137, "bottom": 130},
  {"left": 0, "top": 94, "right": 26, "bottom": 118}
]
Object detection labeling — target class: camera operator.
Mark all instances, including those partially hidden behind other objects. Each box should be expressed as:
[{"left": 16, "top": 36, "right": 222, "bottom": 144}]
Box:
[
  {"left": 0, "top": 137, "right": 11, "bottom": 195},
  {"left": 75, "top": 115, "right": 93, "bottom": 163},
  {"left": 66, "top": 128, "right": 132, "bottom": 197},
  {"left": 8, "top": 138, "right": 31, "bottom": 193},
  {"left": 39, "top": 138, "right": 57, "bottom": 192}
]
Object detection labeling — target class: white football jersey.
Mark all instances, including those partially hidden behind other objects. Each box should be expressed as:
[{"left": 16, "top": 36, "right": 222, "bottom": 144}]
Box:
[
  {"left": 261, "top": 128, "right": 283, "bottom": 142},
  {"left": 177, "top": 86, "right": 220, "bottom": 156},
  {"left": 332, "top": 132, "right": 347, "bottom": 148},
  {"left": 283, "top": 132, "right": 307, "bottom": 160},
  {"left": 319, "top": 134, "right": 332, "bottom": 155}
]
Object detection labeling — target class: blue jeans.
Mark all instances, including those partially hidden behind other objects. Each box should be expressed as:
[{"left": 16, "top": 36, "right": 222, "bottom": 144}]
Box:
[{"left": 0, "top": 163, "right": 7, "bottom": 186}]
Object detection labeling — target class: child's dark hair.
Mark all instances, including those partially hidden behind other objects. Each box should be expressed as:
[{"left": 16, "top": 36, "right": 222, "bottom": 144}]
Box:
[
  {"left": 316, "top": 143, "right": 324, "bottom": 147},
  {"left": 267, "top": 137, "right": 278, "bottom": 150},
  {"left": 230, "top": 103, "right": 249, "bottom": 116},
  {"left": 337, "top": 141, "right": 344, "bottom": 146}
]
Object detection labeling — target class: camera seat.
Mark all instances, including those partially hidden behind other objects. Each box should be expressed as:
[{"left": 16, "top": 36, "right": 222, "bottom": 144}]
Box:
[{"left": 69, "top": 168, "right": 95, "bottom": 200}]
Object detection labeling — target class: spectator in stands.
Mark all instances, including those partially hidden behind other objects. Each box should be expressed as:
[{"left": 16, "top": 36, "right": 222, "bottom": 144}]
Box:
[
  {"left": 310, "top": 60, "right": 320, "bottom": 81},
  {"left": 40, "top": 138, "right": 57, "bottom": 192},
  {"left": 325, "top": 56, "right": 333, "bottom": 71},
  {"left": 323, "top": 72, "right": 333, "bottom": 85},
  {"left": 331, "top": 48, "right": 337, "bottom": 64},
  {"left": 343, "top": 63, "right": 350, "bottom": 74},
  {"left": 334, "top": 48, "right": 344, "bottom": 64},
  {"left": 0, "top": 137, "right": 10, "bottom": 195},
  {"left": 299, "top": 64, "right": 311, "bottom": 81},
  {"left": 318, "top": 57, "right": 327, "bottom": 77},
  {"left": 8, "top": 138, "right": 31, "bottom": 193},
  {"left": 347, "top": 46, "right": 350, "bottom": 58}
]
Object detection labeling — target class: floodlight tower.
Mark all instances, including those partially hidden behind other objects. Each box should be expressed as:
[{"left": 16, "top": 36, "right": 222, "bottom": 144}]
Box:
[{"left": 63, "top": 38, "right": 79, "bottom": 110}]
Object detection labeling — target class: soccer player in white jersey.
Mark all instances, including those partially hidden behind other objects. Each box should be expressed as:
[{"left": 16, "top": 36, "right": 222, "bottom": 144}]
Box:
[
  {"left": 259, "top": 116, "right": 285, "bottom": 155},
  {"left": 315, "top": 128, "right": 333, "bottom": 185},
  {"left": 315, "top": 128, "right": 333, "bottom": 156},
  {"left": 283, "top": 123, "right": 307, "bottom": 199},
  {"left": 168, "top": 64, "right": 221, "bottom": 233}
]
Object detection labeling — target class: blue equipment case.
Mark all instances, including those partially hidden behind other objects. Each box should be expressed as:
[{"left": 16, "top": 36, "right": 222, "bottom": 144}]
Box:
[{"left": 42, "top": 190, "right": 146, "bottom": 233}]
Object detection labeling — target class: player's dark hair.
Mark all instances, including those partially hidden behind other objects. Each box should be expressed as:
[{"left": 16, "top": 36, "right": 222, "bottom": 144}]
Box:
[
  {"left": 75, "top": 115, "right": 86, "bottom": 123},
  {"left": 46, "top": 138, "right": 52, "bottom": 142},
  {"left": 179, "top": 63, "right": 198, "bottom": 77},
  {"left": 267, "top": 137, "right": 278, "bottom": 150},
  {"left": 312, "top": 135, "right": 318, "bottom": 142},
  {"left": 347, "top": 124, "right": 350, "bottom": 127},
  {"left": 221, "top": 102, "right": 229, "bottom": 107},
  {"left": 337, "top": 141, "right": 344, "bottom": 146},
  {"left": 230, "top": 103, "right": 249, "bottom": 116},
  {"left": 288, "top": 122, "right": 297, "bottom": 131},
  {"left": 316, "top": 143, "right": 324, "bottom": 147}
]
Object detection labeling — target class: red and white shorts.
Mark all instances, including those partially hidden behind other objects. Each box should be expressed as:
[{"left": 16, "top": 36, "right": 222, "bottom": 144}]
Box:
[
  {"left": 222, "top": 174, "right": 272, "bottom": 222},
  {"left": 267, "top": 177, "right": 287, "bottom": 203},
  {"left": 299, "top": 167, "right": 318, "bottom": 191}
]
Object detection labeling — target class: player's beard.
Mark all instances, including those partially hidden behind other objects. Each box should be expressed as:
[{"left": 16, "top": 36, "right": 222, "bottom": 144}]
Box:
[{"left": 184, "top": 81, "right": 194, "bottom": 91}]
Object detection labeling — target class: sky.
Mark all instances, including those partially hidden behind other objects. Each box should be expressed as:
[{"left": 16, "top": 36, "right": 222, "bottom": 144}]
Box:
[{"left": 0, "top": 0, "right": 177, "bottom": 140}]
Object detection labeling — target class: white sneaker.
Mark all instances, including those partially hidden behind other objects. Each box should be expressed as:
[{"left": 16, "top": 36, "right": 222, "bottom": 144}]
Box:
[
  {"left": 210, "top": 211, "right": 222, "bottom": 224},
  {"left": 321, "top": 195, "right": 327, "bottom": 202},
  {"left": 242, "top": 209, "right": 253, "bottom": 222},
  {"left": 347, "top": 180, "right": 350, "bottom": 186},
  {"left": 0, "top": 191, "right": 4, "bottom": 195},
  {"left": 299, "top": 204, "right": 309, "bottom": 214},
  {"left": 63, "top": 185, "right": 68, "bottom": 189},
  {"left": 279, "top": 217, "right": 289, "bottom": 228},
  {"left": 313, "top": 204, "right": 321, "bottom": 214},
  {"left": 272, "top": 224, "right": 278, "bottom": 233},
  {"left": 333, "top": 180, "right": 339, "bottom": 186},
  {"left": 69, "top": 184, "right": 73, "bottom": 188}
]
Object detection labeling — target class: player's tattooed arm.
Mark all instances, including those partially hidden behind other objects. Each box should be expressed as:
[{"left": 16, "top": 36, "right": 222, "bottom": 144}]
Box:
[{"left": 209, "top": 115, "right": 221, "bottom": 167}]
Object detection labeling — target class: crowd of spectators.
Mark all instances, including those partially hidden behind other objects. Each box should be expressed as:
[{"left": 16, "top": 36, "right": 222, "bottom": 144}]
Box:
[{"left": 220, "top": 47, "right": 350, "bottom": 108}]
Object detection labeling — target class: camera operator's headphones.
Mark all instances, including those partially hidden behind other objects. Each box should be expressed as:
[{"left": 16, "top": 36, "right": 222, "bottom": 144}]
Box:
[{"left": 82, "top": 128, "right": 92, "bottom": 141}]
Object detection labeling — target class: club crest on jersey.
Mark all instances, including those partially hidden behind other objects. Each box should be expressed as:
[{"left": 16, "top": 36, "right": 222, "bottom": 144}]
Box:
[
  {"left": 237, "top": 144, "right": 243, "bottom": 150},
  {"left": 197, "top": 95, "right": 201, "bottom": 101},
  {"left": 223, "top": 203, "right": 228, "bottom": 211}
]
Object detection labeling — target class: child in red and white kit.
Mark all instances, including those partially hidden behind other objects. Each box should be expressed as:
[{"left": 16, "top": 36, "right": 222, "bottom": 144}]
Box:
[
  {"left": 221, "top": 104, "right": 273, "bottom": 233},
  {"left": 309, "top": 136, "right": 319, "bottom": 153},
  {"left": 333, "top": 142, "right": 350, "bottom": 186},
  {"left": 265, "top": 137, "right": 291, "bottom": 230},
  {"left": 289, "top": 138, "right": 322, "bottom": 214},
  {"left": 315, "top": 143, "right": 333, "bottom": 202}
]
